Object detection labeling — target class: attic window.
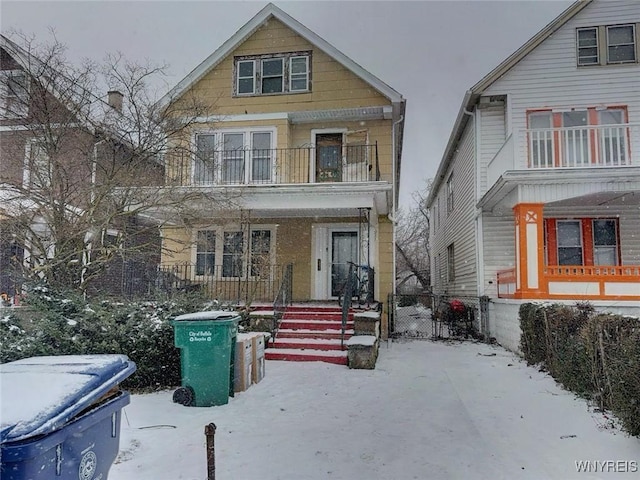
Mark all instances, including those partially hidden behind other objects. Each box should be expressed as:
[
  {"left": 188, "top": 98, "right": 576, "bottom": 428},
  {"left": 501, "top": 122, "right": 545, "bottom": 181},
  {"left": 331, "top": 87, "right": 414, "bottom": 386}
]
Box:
[
  {"left": 576, "top": 24, "right": 638, "bottom": 67},
  {"left": 234, "top": 52, "right": 310, "bottom": 96},
  {"left": 1, "top": 70, "right": 29, "bottom": 118}
]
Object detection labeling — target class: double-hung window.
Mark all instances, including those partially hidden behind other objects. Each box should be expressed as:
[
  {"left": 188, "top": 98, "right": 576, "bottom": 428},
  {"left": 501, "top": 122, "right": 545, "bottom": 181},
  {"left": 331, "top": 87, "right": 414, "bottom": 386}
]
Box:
[
  {"left": 196, "top": 230, "right": 216, "bottom": 276},
  {"left": 223, "top": 232, "right": 244, "bottom": 278},
  {"left": 24, "top": 138, "right": 50, "bottom": 188},
  {"left": 446, "top": 174, "right": 454, "bottom": 214},
  {"left": 607, "top": 24, "right": 636, "bottom": 64},
  {"left": 576, "top": 24, "right": 637, "bottom": 66},
  {"left": 234, "top": 52, "right": 310, "bottom": 96},
  {"left": 577, "top": 27, "right": 599, "bottom": 66},
  {"left": 547, "top": 218, "right": 619, "bottom": 267},
  {"left": 250, "top": 230, "right": 272, "bottom": 277}
]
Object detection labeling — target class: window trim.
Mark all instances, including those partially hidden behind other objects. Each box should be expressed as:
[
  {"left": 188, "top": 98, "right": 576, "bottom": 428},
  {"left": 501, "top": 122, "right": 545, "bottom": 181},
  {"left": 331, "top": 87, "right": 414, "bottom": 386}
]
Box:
[
  {"left": 1, "top": 69, "right": 29, "bottom": 119},
  {"left": 192, "top": 225, "right": 276, "bottom": 279},
  {"left": 545, "top": 218, "right": 620, "bottom": 267},
  {"left": 446, "top": 174, "right": 454, "bottom": 214},
  {"left": 233, "top": 51, "right": 311, "bottom": 97},
  {"left": 606, "top": 24, "right": 637, "bottom": 64},
  {"left": 577, "top": 27, "right": 599, "bottom": 66},
  {"left": 576, "top": 23, "right": 639, "bottom": 67},
  {"left": 192, "top": 127, "right": 276, "bottom": 185}
]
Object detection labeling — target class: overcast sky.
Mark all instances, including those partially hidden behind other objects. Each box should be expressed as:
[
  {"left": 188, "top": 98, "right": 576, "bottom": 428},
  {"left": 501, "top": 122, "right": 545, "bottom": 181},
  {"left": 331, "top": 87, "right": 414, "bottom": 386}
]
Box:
[{"left": 2, "top": 0, "right": 573, "bottom": 209}]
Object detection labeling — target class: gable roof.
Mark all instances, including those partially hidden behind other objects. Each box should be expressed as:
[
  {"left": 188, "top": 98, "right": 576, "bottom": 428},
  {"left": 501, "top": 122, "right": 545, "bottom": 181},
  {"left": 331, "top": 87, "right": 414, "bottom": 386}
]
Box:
[
  {"left": 0, "top": 33, "right": 124, "bottom": 135},
  {"left": 158, "top": 3, "right": 404, "bottom": 108},
  {"left": 426, "top": 0, "right": 593, "bottom": 206}
]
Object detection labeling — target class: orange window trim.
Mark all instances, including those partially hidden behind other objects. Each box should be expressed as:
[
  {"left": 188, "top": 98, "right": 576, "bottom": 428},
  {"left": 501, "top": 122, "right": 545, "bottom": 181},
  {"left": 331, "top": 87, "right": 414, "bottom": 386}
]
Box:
[{"left": 546, "top": 217, "right": 620, "bottom": 266}]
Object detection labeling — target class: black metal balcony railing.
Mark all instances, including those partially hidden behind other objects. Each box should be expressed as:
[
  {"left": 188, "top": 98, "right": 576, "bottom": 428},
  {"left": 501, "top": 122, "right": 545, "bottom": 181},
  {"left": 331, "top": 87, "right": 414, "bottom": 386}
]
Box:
[
  {"left": 165, "top": 144, "right": 380, "bottom": 186},
  {"left": 152, "top": 263, "right": 288, "bottom": 304}
]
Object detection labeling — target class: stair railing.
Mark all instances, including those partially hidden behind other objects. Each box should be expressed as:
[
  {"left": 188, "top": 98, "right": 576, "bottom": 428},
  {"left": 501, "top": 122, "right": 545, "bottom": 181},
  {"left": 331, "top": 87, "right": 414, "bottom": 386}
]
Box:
[
  {"left": 340, "top": 262, "right": 357, "bottom": 349},
  {"left": 272, "top": 263, "right": 293, "bottom": 341}
]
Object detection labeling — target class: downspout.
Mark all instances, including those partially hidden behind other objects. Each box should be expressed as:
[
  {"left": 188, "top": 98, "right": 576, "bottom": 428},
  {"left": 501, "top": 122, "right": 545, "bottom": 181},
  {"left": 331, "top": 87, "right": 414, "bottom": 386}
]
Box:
[{"left": 391, "top": 113, "right": 404, "bottom": 296}]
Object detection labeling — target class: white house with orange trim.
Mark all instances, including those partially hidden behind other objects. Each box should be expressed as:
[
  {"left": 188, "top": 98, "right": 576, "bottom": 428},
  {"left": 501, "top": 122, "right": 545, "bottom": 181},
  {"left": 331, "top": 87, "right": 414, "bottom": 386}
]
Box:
[
  {"left": 143, "top": 4, "right": 405, "bottom": 333},
  {"left": 427, "top": 0, "right": 640, "bottom": 351}
]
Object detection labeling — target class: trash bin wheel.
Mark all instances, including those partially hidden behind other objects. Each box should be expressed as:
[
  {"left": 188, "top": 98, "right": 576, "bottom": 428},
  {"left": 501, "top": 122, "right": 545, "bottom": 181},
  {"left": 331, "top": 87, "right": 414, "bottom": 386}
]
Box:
[{"left": 173, "top": 386, "right": 195, "bottom": 406}]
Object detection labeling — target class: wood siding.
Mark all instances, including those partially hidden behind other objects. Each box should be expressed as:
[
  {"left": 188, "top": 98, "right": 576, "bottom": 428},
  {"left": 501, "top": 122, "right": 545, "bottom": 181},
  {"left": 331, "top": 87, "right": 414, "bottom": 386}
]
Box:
[{"left": 430, "top": 119, "right": 477, "bottom": 296}]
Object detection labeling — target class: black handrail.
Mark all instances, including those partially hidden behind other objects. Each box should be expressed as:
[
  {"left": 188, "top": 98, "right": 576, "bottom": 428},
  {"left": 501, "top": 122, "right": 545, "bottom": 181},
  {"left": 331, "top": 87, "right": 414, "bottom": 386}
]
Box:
[
  {"left": 273, "top": 263, "right": 293, "bottom": 341},
  {"left": 340, "top": 262, "right": 356, "bottom": 349}
]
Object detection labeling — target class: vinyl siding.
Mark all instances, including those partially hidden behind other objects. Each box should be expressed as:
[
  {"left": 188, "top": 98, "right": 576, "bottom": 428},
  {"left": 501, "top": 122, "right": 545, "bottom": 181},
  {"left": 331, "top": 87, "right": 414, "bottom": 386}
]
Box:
[
  {"left": 478, "top": 106, "right": 506, "bottom": 197},
  {"left": 481, "top": 213, "right": 516, "bottom": 298},
  {"left": 430, "top": 119, "right": 477, "bottom": 296},
  {"left": 482, "top": 0, "right": 640, "bottom": 171}
]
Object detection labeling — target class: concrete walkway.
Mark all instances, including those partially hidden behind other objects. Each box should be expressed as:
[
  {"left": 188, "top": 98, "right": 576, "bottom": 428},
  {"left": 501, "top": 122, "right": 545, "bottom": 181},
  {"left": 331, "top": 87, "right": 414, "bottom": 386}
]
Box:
[{"left": 111, "top": 340, "right": 639, "bottom": 480}]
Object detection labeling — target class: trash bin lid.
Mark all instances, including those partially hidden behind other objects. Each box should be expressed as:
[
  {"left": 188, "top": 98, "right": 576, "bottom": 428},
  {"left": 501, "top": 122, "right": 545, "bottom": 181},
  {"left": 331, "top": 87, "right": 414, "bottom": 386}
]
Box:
[
  {"left": 173, "top": 311, "right": 239, "bottom": 321},
  {"left": 0, "top": 354, "right": 136, "bottom": 443}
]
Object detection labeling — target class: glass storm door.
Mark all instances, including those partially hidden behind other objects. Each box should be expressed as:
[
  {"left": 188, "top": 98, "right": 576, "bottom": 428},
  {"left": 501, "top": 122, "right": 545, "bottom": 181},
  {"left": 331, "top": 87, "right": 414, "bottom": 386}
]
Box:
[
  {"left": 330, "top": 231, "right": 358, "bottom": 297},
  {"left": 316, "top": 133, "right": 342, "bottom": 182}
]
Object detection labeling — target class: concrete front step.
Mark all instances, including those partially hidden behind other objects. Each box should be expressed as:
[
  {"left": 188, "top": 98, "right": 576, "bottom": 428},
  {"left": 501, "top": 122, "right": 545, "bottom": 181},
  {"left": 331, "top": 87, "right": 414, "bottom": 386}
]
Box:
[
  {"left": 265, "top": 348, "right": 348, "bottom": 365},
  {"left": 283, "top": 312, "right": 353, "bottom": 321},
  {"left": 271, "top": 337, "right": 346, "bottom": 351},
  {"left": 279, "top": 319, "right": 353, "bottom": 331},
  {"left": 276, "top": 329, "right": 354, "bottom": 340}
]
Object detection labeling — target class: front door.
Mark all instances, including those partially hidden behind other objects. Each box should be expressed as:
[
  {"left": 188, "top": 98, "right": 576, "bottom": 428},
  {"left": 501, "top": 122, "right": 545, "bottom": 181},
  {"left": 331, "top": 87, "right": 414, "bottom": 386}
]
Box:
[
  {"left": 316, "top": 133, "right": 342, "bottom": 182},
  {"left": 330, "top": 231, "right": 358, "bottom": 297}
]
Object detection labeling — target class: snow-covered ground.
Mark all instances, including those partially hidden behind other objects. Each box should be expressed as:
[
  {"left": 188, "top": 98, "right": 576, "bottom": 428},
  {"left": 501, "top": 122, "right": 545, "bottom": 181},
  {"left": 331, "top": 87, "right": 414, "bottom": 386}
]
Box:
[{"left": 111, "top": 340, "right": 639, "bottom": 480}]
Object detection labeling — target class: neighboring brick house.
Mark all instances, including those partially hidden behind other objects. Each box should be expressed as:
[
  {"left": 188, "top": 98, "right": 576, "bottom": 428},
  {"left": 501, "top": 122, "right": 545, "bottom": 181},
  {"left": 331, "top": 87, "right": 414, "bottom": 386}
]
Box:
[
  {"left": 427, "top": 0, "right": 640, "bottom": 351},
  {"left": 0, "top": 34, "right": 162, "bottom": 301},
  {"left": 145, "top": 3, "right": 406, "bottom": 331}
]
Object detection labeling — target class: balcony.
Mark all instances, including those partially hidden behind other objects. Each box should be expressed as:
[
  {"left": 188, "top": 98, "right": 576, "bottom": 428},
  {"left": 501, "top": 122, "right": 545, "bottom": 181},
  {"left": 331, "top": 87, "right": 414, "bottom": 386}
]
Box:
[
  {"left": 486, "top": 123, "right": 639, "bottom": 188},
  {"left": 165, "top": 144, "right": 380, "bottom": 186}
]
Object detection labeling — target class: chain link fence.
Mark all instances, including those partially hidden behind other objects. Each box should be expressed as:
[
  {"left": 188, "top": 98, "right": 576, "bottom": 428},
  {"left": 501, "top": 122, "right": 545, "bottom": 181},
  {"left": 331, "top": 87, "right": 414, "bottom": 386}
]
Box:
[{"left": 389, "top": 293, "right": 489, "bottom": 340}]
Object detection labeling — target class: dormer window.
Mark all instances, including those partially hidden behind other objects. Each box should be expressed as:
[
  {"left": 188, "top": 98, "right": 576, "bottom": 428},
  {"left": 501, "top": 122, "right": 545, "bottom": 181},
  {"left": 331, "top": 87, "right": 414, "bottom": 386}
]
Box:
[{"left": 234, "top": 52, "right": 310, "bottom": 96}]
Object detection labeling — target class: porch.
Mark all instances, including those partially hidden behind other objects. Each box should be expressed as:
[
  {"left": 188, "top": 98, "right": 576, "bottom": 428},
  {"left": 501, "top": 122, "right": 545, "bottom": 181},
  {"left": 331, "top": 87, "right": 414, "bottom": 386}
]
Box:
[
  {"left": 495, "top": 202, "right": 640, "bottom": 302},
  {"left": 497, "top": 265, "right": 640, "bottom": 301}
]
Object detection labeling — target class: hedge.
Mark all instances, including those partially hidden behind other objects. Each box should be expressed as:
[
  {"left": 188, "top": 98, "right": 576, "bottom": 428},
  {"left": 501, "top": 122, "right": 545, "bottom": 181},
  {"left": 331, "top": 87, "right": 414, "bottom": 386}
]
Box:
[
  {"left": 0, "top": 285, "right": 237, "bottom": 391},
  {"left": 520, "top": 303, "right": 640, "bottom": 436}
]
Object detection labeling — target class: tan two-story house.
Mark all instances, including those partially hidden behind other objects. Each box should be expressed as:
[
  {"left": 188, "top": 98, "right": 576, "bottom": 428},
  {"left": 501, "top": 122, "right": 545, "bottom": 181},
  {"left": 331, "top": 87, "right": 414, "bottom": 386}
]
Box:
[{"left": 153, "top": 4, "right": 406, "bottom": 329}]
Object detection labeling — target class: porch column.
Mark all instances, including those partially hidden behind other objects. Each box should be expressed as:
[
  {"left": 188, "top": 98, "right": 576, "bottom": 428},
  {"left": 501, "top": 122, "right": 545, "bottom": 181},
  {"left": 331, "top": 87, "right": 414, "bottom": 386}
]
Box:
[{"left": 513, "top": 203, "right": 545, "bottom": 297}]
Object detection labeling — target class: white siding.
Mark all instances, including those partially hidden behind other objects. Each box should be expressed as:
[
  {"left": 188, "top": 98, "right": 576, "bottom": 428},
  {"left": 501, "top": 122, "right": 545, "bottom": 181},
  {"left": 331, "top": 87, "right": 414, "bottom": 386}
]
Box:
[
  {"left": 482, "top": 0, "right": 640, "bottom": 171},
  {"left": 481, "top": 213, "right": 516, "bottom": 298},
  {"left": 478, "top": 105, "right": 506, "bottom": 197},
  {"left": 431, "top": 120, "right": 477, "bottom": 296}
]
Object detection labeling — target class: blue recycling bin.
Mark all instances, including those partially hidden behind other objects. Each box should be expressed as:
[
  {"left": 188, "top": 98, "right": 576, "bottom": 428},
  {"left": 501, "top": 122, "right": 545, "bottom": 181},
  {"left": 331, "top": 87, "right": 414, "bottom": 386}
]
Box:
[{"left": 0, "top": 354, "right": 136, "bottom": 480}]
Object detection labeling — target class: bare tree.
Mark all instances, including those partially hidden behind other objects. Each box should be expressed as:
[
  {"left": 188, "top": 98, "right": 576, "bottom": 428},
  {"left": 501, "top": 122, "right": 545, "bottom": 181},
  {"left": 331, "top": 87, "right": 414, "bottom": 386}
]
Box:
[
  {"left": 396, "top": 180, "right": 431, "bottom": 292},
  {"left": 0, "top": 32, "right": 237, "bottom": 294}
]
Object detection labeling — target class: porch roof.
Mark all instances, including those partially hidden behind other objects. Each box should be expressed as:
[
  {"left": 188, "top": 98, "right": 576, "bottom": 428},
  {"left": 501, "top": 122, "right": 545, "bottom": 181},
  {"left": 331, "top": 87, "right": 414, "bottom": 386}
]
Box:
[{"left": 477, "top": 166, "right": 640, "bottom": 212}]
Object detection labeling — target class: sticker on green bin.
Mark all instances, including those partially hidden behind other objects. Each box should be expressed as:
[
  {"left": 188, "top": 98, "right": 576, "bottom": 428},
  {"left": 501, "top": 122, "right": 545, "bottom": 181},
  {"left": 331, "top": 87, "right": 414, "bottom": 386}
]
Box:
[{"left": 190, "top": 330, "right": 213, "bottom": 342}]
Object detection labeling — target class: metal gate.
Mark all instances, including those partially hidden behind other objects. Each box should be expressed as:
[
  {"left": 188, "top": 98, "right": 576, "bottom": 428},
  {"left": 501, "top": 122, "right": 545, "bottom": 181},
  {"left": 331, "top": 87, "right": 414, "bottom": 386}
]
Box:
[
  {"left": 389, "top": 294, "right": 481, "bottom": 340},
  {"left": 388, "top": 293, "right": 433, "bottom": 339}
]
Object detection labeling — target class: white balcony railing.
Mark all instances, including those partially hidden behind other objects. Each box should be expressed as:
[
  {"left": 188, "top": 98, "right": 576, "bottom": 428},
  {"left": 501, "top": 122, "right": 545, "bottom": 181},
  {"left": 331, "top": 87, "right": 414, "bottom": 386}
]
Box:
[{"left": 486, "top": 123, "right": 638, "bottom": 189}]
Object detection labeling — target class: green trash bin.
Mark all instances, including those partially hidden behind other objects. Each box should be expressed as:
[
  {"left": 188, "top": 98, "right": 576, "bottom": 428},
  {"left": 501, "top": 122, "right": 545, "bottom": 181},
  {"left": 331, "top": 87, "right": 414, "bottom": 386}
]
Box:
[{"left": 172, "top": 311, "right": 240, "bottom": 407}]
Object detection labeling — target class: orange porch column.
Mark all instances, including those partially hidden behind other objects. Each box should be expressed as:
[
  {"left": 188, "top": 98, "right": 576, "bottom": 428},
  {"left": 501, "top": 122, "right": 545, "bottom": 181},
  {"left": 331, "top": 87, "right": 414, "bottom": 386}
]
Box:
[{"left": 513, "top": 203, "right": 545, "bottom": 298}]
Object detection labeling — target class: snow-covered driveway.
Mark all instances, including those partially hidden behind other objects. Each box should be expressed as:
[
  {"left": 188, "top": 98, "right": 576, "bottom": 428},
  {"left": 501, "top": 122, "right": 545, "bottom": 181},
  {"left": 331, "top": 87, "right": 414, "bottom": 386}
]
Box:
[{"left": 111, "top": 340, "right": 639, "bottom": 480}]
